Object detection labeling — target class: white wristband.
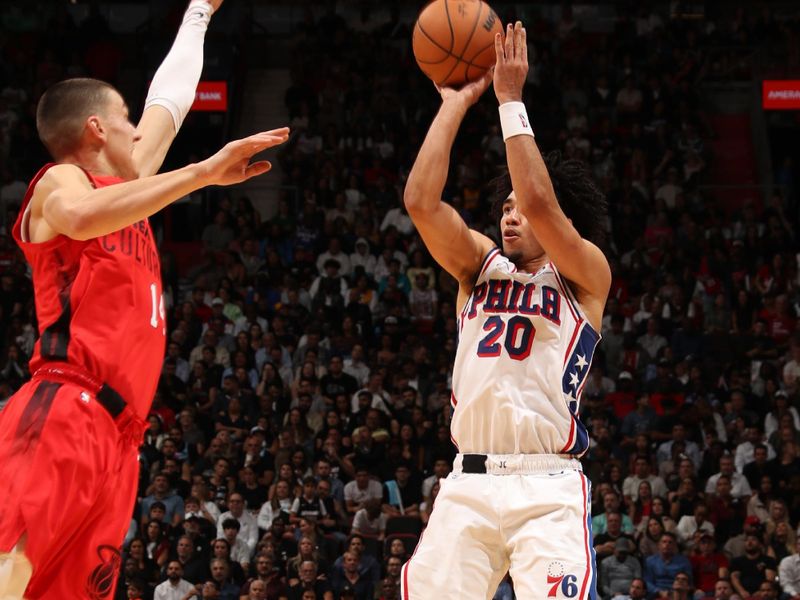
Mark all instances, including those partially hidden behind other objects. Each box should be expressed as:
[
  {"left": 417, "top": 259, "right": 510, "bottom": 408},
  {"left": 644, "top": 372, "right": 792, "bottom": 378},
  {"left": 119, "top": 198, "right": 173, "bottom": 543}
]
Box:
[
  {"left": 144, "top": 0, "right": 213, "bottom": 132},
  {"left": 499, "top": 101, "right": 535, "bottom": 141}
]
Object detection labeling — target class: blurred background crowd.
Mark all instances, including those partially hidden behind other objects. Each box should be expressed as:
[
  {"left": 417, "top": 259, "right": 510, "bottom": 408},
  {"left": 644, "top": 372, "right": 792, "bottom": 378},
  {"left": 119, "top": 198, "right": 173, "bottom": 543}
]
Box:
[{"left": 0, "top": 1, "right": 799, "bottom": 599}]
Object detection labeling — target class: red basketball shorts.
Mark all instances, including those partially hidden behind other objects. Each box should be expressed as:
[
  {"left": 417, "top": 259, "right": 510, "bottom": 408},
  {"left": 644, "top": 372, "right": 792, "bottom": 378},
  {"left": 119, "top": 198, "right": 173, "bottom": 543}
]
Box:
[{"left": 0, "top": 372, "right": 146, "bottom": 600}]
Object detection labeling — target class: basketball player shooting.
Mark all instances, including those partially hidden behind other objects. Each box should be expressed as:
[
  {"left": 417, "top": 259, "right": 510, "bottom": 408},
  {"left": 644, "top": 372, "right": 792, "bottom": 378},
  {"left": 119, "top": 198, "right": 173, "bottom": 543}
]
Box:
[
  {"left": 0, "top": 1, "right": 288, "bottom": 598},
  {"left": 401, "top": 22, "right": 610, "bottom": 599}
]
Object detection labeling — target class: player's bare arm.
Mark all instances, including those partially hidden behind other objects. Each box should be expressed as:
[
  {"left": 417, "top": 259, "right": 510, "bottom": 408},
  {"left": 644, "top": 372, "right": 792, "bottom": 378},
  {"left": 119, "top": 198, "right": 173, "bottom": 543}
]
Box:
[
  {"left": 134, "top": 0, "right": 224, "bottom": 178},
  {"left": 494, "top": 22, "right": 611, "bottom": 329},
  {"left": 403, "top": 72, "right": 496, "bottom": 306},
  {"left": 32, "top": 128, "right": 289, "bottom": 242}
]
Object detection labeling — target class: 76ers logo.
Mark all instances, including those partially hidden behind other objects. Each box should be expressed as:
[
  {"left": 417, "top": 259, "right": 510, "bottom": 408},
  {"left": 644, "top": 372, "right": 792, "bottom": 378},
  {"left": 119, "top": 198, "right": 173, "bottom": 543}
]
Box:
[{"left": 547, "top": 562, "right": 578, "bottom": 598}]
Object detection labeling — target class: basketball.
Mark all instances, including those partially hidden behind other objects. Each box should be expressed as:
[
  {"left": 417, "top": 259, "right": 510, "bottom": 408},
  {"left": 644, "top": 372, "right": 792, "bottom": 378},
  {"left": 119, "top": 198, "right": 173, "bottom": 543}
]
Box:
[{"left": 412, "top": 0, "right": 503, "bottom": 88}]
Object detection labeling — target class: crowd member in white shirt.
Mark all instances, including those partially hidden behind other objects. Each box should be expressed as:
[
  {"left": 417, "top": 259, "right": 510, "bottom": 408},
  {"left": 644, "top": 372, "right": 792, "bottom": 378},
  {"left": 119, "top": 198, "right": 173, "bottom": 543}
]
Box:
[
  {"left": 216, "top": 492, "right": 258, "bottom": 557},
  {"left": 778, "top": 541, "right": 800, "bottom": 598},
  {"left": 153, "top": 561, "right": 195, "bottom": 600},
  {"left": 705, "top": 454, "right": 752, "bottom": 499},
  {"left": 734, "top": 424, "right": 776, "bottom": 473},
  {"left": 623, "top": 455, "right": 668, "bottom": 503}
]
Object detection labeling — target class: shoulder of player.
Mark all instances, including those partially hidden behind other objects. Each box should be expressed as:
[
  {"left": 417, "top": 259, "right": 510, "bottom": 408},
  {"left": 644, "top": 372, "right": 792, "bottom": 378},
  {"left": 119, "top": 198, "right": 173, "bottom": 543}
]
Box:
[
  {"left": 460, "top": 230, "right": 496, "bottom": 286},
  {"left": 557, "top": 240, "right": 610, "bottom": 322},
  {"left": 32, "top": 163, "right": 92, "bottom": 206}
]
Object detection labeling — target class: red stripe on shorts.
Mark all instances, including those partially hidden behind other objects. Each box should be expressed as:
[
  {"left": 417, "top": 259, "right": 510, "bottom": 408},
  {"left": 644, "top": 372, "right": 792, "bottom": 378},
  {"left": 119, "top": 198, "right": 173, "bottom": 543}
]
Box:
[{"left": 579, "top": 474, "right": 591, "bottom": 599}]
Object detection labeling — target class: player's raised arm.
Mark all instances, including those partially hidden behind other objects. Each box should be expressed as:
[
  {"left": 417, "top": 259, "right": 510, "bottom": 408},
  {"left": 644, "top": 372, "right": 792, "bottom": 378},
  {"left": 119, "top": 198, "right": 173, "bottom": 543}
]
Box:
[
  {"left": 36, "top": 128, "right": 289, "bottom": 242},
  {"left": 133, "top": 0, "right": 223, "bottom": 178},
  {"left": 403, "top": 73, "right": 496, "bottom": 289},
  {"left": 493, "top": 22, "right": 610, "bottom": 324}
]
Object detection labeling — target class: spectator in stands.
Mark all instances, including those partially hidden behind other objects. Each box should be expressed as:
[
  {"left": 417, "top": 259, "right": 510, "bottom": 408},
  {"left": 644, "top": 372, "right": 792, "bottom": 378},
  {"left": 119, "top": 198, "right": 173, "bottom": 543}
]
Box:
[
  {"left": 286, "top": 560, "right": 333, "bottom": 600},
  {"left": 154, "top": 560, "right": 195, "bottom": 600},
  {"left": 689, "top": 532, "right": 729, "bottom": 597},
  {"left": 240, "top": 554, "right": 286, "bottom": 600},
  {"left": 730, "top": 533, "right": 777, "bottom": 599},
  {"left": 624, "top": 455, "right": 669, "bottom": 504},
  {"left": 706, "top": 455, "right": 752, "bottom": 499},
  {"left": 382, "top": 461, "right": 422, "bottom": 518},
  {"left": 643, "top": 532, "right": 693, "bottom": 597},
  {"left": 595, "top": 512, "right": 636, "bottom": 562},
  {"left": 216, "top": 492, "right": 258, "bottom": 558},
  {"left": 344, "top": 465, "right": 383, "bottom": 516},
  {"left": 329, "top": 551, "right": 373, "bottom": 600},
  {"left": 611, "top": 576, "right": 647, "bottom": 600},
  {"left": 600, "top": 537, "right": 642, "bottom": 598}
]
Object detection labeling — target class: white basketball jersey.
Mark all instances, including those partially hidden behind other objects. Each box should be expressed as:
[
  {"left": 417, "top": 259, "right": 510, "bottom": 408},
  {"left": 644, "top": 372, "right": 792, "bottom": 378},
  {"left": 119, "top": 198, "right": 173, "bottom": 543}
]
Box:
[{"left": 451, "top": 247, "right": 601, "bottom": 456}]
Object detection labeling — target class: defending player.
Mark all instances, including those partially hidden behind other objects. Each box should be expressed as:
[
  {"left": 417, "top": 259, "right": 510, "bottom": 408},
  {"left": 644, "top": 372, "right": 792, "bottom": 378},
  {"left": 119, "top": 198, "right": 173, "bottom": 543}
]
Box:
[
  {"left": 0, "top": 1, "right": 289, "bottom": 598},
  {"left": 401, "top": 22, "right": 610, "bottom": 599}
]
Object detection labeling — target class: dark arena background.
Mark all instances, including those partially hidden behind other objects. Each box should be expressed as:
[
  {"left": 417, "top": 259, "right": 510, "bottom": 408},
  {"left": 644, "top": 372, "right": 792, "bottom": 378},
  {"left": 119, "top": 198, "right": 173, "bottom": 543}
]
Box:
[{"left": 0, "top": 1, "right": 798, "bottom": 599}]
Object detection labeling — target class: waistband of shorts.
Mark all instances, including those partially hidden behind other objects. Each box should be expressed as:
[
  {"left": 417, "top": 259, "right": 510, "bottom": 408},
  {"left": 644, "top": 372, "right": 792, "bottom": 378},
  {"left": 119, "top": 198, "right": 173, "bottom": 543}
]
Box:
[
  {"left": 33, "top": 361, "right": 131, "bottom": 425},
  {"left": 452, "top": 453, "right": 583, "bottom": 475}
]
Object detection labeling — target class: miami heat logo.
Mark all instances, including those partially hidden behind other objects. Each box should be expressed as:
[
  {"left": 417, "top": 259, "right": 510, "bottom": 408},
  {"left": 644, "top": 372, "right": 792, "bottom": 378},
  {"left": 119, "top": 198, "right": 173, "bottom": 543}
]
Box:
[
  {"left": 547, "top": 561, "right": 578, "bottom": 598},
  {"left": 86, "top": 545, "right": 122, "bottom": 600}
]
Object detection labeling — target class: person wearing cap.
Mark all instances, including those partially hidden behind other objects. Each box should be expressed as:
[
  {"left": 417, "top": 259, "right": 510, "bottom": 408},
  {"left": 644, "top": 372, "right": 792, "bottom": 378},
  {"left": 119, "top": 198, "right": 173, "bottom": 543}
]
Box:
[
  {"left": 723, "top": 516, "right": 764, "bottom": 561},
  {"left": 778, "top": 536, "right": 800, "bottom": 599},
  {"left": 729, "top": 533, "right": 776, "bottom": 599},
  {"left": 594, "top": 512, "right": 635, "bottom": 562},
  {"left": 599, "top": 537, "right": 642, "bottom": 598},
  {"left": 689, "top": 533, "right": 729, "bottom": 597}
]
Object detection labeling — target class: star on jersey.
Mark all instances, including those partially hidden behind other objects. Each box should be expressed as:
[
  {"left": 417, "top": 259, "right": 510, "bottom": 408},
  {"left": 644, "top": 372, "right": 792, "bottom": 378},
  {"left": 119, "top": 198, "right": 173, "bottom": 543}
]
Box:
[
  {"left": 561, "top": 324, "right": 601, "bottom": 403},
  {"left": 569, "top": 372, "right": 580, "bottom": 388}
]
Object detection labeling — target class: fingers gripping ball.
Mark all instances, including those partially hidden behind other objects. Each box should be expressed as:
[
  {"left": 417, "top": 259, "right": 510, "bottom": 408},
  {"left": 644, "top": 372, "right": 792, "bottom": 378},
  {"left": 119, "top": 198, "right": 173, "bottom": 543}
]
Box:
[{"left": 413, "top": 0, "right": 503, "bottom": 88}]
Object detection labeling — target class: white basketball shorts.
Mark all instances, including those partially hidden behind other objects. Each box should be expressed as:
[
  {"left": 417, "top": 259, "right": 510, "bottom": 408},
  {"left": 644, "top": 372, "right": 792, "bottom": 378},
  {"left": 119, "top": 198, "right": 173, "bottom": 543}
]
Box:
[{"left": 401, "top": 453, "right": 597, "bottom": 600}]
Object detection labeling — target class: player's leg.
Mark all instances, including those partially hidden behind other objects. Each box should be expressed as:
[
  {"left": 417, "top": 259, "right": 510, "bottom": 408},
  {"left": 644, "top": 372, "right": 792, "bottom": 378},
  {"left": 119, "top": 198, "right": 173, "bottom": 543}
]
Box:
[
  {"left": 0, "top": 380, "right": 57, "bottom": 600},
  {"left": 22, "top": 401, "right": 140, "bottom": 599},
  {"left": 0, "top": 536, "right": 32, "bottom": 600},
  {"left": 401, "top": 474, "right": 509, "bottom": 600},
  {"left": 505, "top": 470, "right": 597, "bottom": 600}
]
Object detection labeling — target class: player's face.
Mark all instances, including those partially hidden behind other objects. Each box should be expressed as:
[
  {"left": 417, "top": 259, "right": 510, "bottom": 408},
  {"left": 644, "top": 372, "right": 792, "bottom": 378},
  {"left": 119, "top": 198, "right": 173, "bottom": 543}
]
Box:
[
  {"left": 500, "top": 193, "right": 544, "bottom": 264},
  {"left": 100, "top": 90, "right": 140, "bottom": 181}
]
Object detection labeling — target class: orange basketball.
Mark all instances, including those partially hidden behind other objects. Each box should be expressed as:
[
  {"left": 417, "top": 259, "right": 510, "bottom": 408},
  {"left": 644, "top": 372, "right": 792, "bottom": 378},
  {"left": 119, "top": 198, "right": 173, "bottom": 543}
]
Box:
[{"left": 412, "top": 0, "right": 503, "bottom": 88}]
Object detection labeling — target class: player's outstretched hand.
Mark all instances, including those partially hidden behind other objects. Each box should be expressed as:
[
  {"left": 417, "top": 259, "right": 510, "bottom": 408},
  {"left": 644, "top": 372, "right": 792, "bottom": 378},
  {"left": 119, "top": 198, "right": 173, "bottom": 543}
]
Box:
[
  {"left": 494, "top": 21, "right": 528, "bottom": 104},
  {"left": 200, "top": 127, "right": 290, "bottom": 187},
  {"left": 435, "top": 69, "right": 493, "bottom": 110}
]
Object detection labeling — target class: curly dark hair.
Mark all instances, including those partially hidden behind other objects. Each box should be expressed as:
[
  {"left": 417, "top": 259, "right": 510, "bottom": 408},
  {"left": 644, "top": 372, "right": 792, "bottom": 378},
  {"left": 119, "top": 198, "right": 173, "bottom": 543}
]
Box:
[{"left": 489, "top": 151, "right": 608, "bottom": 247}]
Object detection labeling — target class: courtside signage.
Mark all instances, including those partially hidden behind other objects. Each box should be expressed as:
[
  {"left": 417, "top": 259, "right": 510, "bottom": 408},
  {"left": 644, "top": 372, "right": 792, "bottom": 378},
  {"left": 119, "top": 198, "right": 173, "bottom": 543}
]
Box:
[
  {"left": 763, "top": 80, "right": 800, "bottom": 110},
  {"left": 192, "top": 81, "right": 228, "bottom": 111}
]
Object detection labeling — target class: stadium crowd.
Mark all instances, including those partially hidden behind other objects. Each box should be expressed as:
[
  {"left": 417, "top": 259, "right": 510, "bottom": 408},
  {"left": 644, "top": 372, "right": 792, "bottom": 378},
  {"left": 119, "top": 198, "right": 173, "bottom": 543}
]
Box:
[{"left": 0, "top": 2, "right": 799, "bottom": 600}]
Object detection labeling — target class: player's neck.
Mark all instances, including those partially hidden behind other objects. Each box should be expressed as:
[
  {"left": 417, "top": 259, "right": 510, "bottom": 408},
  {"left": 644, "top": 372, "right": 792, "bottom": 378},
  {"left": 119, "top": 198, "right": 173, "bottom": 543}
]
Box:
[
  {"left": 62, "top": 148, "right": 118, "bottom": 179},
  {"left": 513, "top": 253, "right": 549, "bottom": 275}
]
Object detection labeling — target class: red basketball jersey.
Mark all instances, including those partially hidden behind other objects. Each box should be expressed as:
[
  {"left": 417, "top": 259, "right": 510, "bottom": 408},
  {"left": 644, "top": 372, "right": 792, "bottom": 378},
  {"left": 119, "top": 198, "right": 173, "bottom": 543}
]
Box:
[{"left": 12, "top": 164, "right": 166, "bottom": 420}]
